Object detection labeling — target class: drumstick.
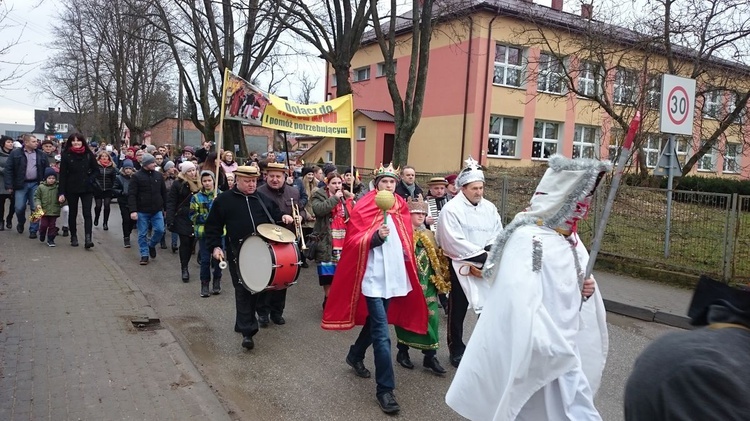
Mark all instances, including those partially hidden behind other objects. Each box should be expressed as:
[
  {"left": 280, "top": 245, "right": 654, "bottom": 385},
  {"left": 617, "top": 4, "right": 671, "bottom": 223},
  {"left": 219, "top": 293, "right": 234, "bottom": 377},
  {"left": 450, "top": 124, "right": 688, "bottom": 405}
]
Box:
[{"left": 218, "top": 255, "right": 228, "bottom": 270}]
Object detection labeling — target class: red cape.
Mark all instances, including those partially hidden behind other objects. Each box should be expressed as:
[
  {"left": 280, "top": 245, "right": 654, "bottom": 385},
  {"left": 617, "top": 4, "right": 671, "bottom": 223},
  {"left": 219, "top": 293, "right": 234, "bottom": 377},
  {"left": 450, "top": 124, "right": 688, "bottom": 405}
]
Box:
[{"left": 321, "top": 190, "right": 428, "bottom": 334}]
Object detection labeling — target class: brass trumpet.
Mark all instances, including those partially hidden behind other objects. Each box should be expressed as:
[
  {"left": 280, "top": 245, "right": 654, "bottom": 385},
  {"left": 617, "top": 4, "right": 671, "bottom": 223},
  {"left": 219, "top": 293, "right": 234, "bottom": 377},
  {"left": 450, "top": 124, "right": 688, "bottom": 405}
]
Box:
[{"left": 290, "top": 198, "right": 307, "bottom": 250}]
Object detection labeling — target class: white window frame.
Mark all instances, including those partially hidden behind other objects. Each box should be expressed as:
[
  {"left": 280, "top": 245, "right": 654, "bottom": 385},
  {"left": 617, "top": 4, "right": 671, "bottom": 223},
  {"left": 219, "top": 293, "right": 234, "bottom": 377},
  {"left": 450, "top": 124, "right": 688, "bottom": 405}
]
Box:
[
  {"left": 325, "top": 151, "right": 334, "bottom": 162},
  {"left": 573, "top": 125, "right": 599, "bottom": 159},
  {"left": 357, "top": 126, "right": 366, "bottom": 141},
  {"left": 577, "top": 60, "right": 602, "bottom": 98},
  {"left": 613, "top": 67, "right": 638, "bottom": 105},
  {"left": 724, "top": 143, "right": 741, "bottom": 173},
  {"left": 376, "top": 62, "right": 396, "bottom": 77},
  {"left": 674, "top": 137, "right": 690, "bottom": 165},
  {"left": 646, "top": 74, "right": 661, "bottom": 110},
  {"left": 353, "top": 66, "right": 370, "bottom": 82},
  {"left": 643, "top": 134, "right": 664, "bottom": 169},
  {"left": 537, "top": 53, "right": 564, "bottom": 94},
  {"left": 532, "top": 121, "right": 560, "bottom": 160},
  {"left": 493, "top": 44, "right": 523, "bottom": 87},
  {"left": 702, "top": 89, "right": 722, "bottom": 119},
  {"left": 697, "top": 141, "right": 716, "bottom": 172},
  {"left": 331, "top": 74, "right": 337, "bottom": 87},
  {"left": 727, "top": 92, "right": 747, "bottom": 124},
  {"left": 488, "top": 116, "right": 520, "bottom": 158}
]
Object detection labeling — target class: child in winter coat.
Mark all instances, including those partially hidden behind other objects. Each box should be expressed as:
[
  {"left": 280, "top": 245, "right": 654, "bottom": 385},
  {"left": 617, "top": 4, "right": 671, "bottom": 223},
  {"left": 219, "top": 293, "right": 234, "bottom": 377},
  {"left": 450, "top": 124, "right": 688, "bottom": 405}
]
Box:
[
  {"left": 190, "top": 170, "right": 222, "bottom": 297},
  {"left": 113, "top": 159, "right": 136, "bottom": 248},
  {"left": 34, "top": 168, "right": 64, "bottom": 247}
]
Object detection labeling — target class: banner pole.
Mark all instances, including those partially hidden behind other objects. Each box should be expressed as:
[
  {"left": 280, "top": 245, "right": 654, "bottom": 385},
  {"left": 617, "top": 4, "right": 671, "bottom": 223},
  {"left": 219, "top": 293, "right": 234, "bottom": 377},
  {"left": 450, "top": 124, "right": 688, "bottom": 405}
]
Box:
[
  {"left": 350, "top": 95, "right": 355, "bottom": 176},
  {"left": 215, "top": 67, "right": 231, "bottom": 193}
]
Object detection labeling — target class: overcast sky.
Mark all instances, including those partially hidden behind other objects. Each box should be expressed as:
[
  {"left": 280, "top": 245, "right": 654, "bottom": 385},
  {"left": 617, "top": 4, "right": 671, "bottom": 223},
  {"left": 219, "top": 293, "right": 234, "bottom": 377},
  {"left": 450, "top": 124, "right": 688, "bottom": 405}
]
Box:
[{"left": 0, "top": 0, "right": 562, "bottom": 126}]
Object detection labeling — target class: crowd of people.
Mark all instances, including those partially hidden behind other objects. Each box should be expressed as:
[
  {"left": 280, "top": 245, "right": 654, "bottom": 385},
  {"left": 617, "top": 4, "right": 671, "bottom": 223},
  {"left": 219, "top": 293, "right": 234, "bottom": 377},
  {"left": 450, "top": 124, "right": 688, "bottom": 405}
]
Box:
[{"left": 12, "top": 132, "right": 712, "bottom": 419}]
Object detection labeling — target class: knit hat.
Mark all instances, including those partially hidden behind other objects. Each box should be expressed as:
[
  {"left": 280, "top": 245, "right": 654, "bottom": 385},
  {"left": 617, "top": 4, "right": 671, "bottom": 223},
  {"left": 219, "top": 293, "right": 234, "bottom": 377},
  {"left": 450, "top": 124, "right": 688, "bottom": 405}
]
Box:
[
  {"left": 141, "top": 153, "right": 156, "bottom": 167},
  {"left": 323, "top": 163, "right": 338, "bottom": 177},
  {"left": 90, "top": 141, "right": 98, "bottom": 148},
  {"left": 163, "top": 161, "right": 175, "bottom": 171},
  {"left": 300, "top": 167, "right": 314, "bottom": 178},
  {"left": 44, "top": 167, "right": 57, "bottom": 179},
  {"left": 445, "top": 174, "right": 457, "bottom": 186},
  {"left": 146, "top": 145, "right": 156, "bottom": 153},
  {"left": 122, "top": 159, "right": 134, "bottom": 169},
  {"left": 183, "top": 146, "right": 194, "bottom": 154},
  {"left": 179, "top": 161, "right": 196, "bottom": 174},
  {"left": 200, "top": 170, "right": 216, "bottom": 180}
]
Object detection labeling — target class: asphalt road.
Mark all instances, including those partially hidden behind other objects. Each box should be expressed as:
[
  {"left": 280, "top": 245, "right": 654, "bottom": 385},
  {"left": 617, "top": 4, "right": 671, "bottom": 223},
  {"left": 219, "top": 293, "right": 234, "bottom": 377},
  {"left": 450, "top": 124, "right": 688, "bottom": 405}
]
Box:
[{"left": 97, "top": 207, "right": 678, "bottom": 421}]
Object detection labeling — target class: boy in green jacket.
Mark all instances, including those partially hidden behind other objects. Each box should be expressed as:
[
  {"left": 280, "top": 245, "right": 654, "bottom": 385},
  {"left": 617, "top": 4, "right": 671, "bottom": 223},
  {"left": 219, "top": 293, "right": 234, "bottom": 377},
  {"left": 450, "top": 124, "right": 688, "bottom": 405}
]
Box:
[{"left": 34, "top": 168, "right": 64, "bottom": 247}]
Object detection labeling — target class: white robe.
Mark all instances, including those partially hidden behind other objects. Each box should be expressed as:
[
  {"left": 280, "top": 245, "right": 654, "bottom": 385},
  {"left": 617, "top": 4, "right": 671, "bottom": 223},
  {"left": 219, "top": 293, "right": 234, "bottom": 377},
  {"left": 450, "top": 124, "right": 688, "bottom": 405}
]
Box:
[
  {"left": 445, "top": 225, "right": 608, "bottom": 421},
  {"left": 436, "top": 191, "right": 503, "bottom": 313},
  {"left": 361, "top": 215, "right": 412, "bottom": 299}
]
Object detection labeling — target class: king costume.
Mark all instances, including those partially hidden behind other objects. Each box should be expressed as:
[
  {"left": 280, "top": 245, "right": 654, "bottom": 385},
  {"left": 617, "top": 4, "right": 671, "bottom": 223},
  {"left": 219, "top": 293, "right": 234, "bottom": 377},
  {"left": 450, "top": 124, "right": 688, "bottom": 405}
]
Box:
[{"left": 446, "top": 155, "right": 610, "bottom": 421}]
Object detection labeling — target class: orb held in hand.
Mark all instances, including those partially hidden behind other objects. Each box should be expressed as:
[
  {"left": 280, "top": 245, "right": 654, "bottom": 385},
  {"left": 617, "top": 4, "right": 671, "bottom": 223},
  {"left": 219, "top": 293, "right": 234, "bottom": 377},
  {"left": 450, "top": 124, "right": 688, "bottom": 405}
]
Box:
[{"left": 375, "top": 190, "right": 395, "bottom": 242}]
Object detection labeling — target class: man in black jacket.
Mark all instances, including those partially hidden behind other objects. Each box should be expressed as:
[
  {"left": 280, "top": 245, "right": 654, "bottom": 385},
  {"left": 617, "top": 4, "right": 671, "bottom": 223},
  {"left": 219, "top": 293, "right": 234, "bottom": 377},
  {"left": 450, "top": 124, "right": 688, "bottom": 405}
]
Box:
[
  {"left": 3, "top": 134, "right": 49, "bottom": 237},
  {"left": 206, "top": 165, "right": 294, "bottom": 350},
  {"left": 394, "top": 166, "right": 423, "bottom": 201},
  {"left": 127, "top": 153, "right": 167, "bottom": 265}
]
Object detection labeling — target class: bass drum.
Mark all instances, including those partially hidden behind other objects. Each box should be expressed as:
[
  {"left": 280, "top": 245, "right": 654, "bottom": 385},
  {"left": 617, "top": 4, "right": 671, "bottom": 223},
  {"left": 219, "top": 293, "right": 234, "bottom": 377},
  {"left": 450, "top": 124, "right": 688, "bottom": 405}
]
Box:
[{"left": 237, "top": 235, "right": 301, "bottom": 293}]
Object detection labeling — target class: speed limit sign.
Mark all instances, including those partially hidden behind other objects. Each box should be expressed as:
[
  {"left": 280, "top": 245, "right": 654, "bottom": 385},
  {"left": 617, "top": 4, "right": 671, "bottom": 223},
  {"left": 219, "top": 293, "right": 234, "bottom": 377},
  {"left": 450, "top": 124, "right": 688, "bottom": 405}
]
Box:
[{"left": 660, "top": 74, "right": 696, "bottom": 135}]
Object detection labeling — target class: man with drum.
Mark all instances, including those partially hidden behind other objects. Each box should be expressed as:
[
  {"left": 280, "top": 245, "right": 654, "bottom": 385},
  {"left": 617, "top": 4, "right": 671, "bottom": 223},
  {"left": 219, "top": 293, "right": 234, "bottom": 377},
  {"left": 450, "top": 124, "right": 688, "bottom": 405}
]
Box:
[
  {"left": 256, "top": 162, "right": 305, "bottom": 327},
  {"left": 205, "top": 165, "right": 294, "bottom": 350}
]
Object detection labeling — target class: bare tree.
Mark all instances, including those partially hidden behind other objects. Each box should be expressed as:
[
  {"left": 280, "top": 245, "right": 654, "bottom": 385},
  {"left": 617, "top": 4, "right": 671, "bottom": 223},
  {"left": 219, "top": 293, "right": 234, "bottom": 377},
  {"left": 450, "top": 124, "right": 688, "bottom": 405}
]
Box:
[
  {"left": 294, "top": 71, "right": 319, "bottom": 105},
  {"left": 0, "top": 1, "right": 26, "bottom": 90},
  {"left": 271, "top": 0, "right": 372, "bottom": 165},
  {"left": 512, "top": 0, "right": 750, "bottom": 180}
]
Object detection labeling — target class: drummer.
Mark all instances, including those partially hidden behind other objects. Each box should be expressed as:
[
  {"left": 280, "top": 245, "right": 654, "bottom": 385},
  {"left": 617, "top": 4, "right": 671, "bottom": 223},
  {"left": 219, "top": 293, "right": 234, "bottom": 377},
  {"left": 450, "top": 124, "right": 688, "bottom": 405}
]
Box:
[
  {"left": 256, "top": 162, "right": 305, "bottom": 328},
  {"left": 205, "top": 165, "right": 294, "bottom": 350}
]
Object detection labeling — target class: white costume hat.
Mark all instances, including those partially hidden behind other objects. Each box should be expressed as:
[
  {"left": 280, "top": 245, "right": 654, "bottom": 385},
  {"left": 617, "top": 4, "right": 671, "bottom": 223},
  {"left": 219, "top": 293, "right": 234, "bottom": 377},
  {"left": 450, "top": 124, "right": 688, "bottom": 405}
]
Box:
[{"left": 455, "top": 156, "right": 484, "bottom": 187}]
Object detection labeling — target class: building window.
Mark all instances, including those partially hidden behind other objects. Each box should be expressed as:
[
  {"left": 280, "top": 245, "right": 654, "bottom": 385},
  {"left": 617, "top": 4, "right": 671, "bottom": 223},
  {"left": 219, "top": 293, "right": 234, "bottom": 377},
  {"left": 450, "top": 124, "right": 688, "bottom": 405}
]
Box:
[
  {"left": 702, "top": 89, "right": 721, "bottom": 119},
  {"left": 613, "top": 67, "right": 638, "bottom": 105},
  {"left": 376, "top": 62, "right": 396, "bottom": 77},
  {"left": 573, "top": 125, "right": 598, "bottom": 159},
  {"left": 353, "top": 66, "right": 370, "bottom": 82},
  {"left": 727, "top": 92, "right": 747, "bottom": 123},
  {"left": 724, "top": 143, "right": 741, "bottom": 173},
  {"left": 488, "top": 116, "right": 520, "bottom": 158},
  {"left": 532, "top": 121, "right": 560, "bottom": 159},
  {"left": 674, "top": 137, "right": 689, "bottom": 165},
  {"left": 643, "top": 134, "right": 664, "bottom": 168},
  {"left": 357, "top": 126, "right": 366, "bottom": 140},
  {"left": 646, "top": 74, "right": 661, "bottom": 109},
  {"left": 493, "top": 44, "right": 523, "bottom": 87},
  {"left": 578, "top": 60, "right": 602, "bottom": 98},
  {"left": 325, "top": 150, "right": 334, "bottom": 162},
  {"left": 537, "top": 53, "right": 564, "bottom": 94},
  {"left": 697, "top": 141, "right": 715, "bottom": 171},
  {"left": 331, "top": 74, "right": 337, "bottom": 87}
]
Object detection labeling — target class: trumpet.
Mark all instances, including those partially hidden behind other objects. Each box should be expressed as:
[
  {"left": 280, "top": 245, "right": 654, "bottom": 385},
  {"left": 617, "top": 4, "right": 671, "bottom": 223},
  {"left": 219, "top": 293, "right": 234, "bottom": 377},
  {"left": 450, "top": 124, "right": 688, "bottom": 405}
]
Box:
[{"left": 290, "top": 198, "right": 307, "bottom": 250}]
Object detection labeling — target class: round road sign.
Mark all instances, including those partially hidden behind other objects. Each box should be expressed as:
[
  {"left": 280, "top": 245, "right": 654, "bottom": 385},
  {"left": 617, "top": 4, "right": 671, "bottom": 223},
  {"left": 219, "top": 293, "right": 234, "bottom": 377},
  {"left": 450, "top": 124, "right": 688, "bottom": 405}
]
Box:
[{"left": 666, "top": 86, "right": 690, "bottom": 125}]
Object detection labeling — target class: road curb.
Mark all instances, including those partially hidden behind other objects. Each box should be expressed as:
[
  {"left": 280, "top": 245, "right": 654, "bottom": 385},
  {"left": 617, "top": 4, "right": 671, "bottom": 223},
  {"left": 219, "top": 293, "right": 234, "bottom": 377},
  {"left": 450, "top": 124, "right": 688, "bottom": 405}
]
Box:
[{"left": 604, "top": 299, "right": 693, "bottom": 330}]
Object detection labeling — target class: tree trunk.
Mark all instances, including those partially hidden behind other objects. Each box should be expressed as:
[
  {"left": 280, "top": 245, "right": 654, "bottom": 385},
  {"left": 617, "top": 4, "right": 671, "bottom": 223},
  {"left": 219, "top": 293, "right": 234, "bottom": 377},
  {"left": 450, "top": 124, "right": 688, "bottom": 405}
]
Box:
[{"left": 392, "top": 130, "right": 411, "bottom": 167}]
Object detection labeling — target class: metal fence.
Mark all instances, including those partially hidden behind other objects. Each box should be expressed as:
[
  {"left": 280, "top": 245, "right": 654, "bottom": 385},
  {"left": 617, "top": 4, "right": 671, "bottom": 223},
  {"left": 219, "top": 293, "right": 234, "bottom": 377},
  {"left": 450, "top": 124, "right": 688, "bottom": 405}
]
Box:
[{"left": 413, "top": 172, "right": 750, "bottom": 282}]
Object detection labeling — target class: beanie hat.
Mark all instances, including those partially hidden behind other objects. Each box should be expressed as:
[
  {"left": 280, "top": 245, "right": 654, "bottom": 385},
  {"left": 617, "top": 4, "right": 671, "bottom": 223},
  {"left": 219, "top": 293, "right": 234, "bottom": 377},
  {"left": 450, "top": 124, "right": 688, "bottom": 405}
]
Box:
[
  {"left": 179, "top": 161, "right": 196, "bottom": 174},
  {"left": 300, "top": 167, "right": 314, "bottom": 178},
  {"left": 323, "top": 163, "right": 337, "bottom": 176},
  {"left": 183, "top": 146, "right": 194, "bottom": 154},
  {"left": 163, "top": 161, "right": 175, "bottom": 171},
  {"left": 122, "top": 159, "right": 134, "bottom": 169},
  {"left": 146, "top": 145, "right": 156, "bottom": 153},
  {"left": 200, "top": 170, "right": 216, "bottom": 180},
  {"left": 141, "top": 153, "right": 156, "bottom": 167},
  {"left": 90, "top": 141, "right": 98, "bottom": 148},
  {"left": 44, "top": 167, "right": 57, "bottom": 179}
]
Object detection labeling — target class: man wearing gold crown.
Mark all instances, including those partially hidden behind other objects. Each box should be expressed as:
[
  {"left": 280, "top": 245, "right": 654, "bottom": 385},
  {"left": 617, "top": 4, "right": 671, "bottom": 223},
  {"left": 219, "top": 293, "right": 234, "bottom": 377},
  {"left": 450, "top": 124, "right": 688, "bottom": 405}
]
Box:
[
  {"left": 322, "top": 163, "right": 428, "bottom": 415},
  {"left": 436, "top": 157, "right": 503, "bottom": 368},
  {"left": 394, "top": 196, "right": 450, "bottom": 375},
  {"left": 446, "top": 155, "right": 609, "bottom": 421}
]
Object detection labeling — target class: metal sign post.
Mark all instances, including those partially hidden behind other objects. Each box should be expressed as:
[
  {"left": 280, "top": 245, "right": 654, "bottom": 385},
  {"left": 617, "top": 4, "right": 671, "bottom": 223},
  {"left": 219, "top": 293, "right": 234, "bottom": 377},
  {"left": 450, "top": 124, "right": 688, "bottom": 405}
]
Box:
[{"left": 654, "top": 135, "right": 682, "bottom": 257}]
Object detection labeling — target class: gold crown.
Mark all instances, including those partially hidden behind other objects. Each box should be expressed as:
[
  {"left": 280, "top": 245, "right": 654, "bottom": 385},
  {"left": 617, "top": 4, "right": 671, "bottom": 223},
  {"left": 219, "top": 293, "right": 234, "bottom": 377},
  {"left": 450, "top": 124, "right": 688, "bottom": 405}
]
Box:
[{"left": 373, "top": 162, "right": 400, "bottom": 179}]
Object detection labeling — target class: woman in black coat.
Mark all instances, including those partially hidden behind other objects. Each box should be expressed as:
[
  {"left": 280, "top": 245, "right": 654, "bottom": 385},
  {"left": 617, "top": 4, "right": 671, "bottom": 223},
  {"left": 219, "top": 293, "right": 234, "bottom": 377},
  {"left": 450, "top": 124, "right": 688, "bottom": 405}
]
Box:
[
  {"left": 58, "top": 133, "right": 98, "bottom": 248},
  {"left": 93, "top": 150, "right": 118, "bottom": 230},
  {"left": 166, "top": 161, "right": 199, "bottom": 282}
]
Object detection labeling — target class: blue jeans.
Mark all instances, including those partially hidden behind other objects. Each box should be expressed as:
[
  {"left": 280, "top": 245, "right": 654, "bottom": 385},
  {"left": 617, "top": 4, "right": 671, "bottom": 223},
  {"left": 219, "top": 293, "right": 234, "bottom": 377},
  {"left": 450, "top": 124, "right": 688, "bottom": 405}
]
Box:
[
  {"left": 198, "top": 238, "right": 222, "bottom": 281},
  {"left": 14, "top": 181, "right": 39, "bottom": 233},
  {"left": 348, "top": 297, "right": 394, "bottom": 396},
  {"left": 136, "top": 212, "right": 165, "bottom": 257}
]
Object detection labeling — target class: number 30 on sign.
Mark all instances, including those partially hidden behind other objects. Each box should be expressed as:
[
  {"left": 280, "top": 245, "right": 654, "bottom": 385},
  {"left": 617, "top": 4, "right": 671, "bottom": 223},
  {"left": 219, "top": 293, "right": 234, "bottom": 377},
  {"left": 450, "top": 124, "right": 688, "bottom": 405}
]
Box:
[{"left": 660, "top": 74, "right": 696, "bottom": 135}]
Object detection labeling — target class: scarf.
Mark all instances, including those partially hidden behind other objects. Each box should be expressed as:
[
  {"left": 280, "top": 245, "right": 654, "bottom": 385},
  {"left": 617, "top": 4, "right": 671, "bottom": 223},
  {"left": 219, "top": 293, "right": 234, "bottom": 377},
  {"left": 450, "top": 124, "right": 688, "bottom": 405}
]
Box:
[
  {"left": 98, "top": 158, "right": 111, "bottom": 167},
  {"left": 69, "top": 145, "right": 86, "bottom": 154},
  {"left": 406, "top": 182, "right": 416, "bottom": 196},
  {"left": 177, "top": 173, "right": 200, "bottom": 193}
]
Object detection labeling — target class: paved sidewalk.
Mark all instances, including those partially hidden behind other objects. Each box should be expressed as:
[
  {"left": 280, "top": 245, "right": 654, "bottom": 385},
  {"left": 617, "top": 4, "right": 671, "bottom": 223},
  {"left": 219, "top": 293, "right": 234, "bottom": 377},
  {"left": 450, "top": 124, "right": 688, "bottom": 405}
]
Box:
[
  {"left": 596, "top": 270, "right": 695, "bottom": 329},
  {"left": 0, "top": 230, "right": 232, "bottom": 420}
]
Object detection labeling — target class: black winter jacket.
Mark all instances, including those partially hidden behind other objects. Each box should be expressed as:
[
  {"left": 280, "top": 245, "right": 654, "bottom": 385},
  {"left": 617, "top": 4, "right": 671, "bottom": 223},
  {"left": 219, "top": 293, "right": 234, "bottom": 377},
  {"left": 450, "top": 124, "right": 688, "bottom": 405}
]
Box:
[
  {"left": 394, "top": 179, "right": 424, "bottom": 201},
  {"left": 127, "top": 168, "right": 167, "bottom": 214},
  {"left": 58, "top": 149, "right": 97, "bottom": 196},
  {"left": 3, "top": 147, "right": 50, "bottom": 190},
  {"left": 166, "top": 176, "right": 197, "bottom": 236},
  {"left": 93, "top": 164, "right": 118, "bottom": 193},
  {"left": 113, "top": 172, "right": 132, "bottom": 211}
]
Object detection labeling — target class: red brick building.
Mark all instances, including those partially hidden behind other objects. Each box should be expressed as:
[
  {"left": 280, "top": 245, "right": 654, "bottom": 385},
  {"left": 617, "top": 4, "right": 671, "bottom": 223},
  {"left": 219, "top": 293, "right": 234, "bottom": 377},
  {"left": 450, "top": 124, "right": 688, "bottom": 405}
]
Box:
[{"left": 145, "top": 117, "right": 274, "bottom": 155}]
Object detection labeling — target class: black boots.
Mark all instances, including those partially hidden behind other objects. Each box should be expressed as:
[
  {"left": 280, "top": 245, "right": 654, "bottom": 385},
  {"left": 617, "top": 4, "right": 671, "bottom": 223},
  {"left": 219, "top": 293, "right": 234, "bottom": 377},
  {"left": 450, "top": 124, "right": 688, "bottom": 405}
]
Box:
[
  {"left": 103, "top": 223, "right": 108, "bottom": 231},
  {"left": 124, "top": 236, "right": 131, "bottom": 248},
  {"left": 70, "top": 234, "right": 79, "bottom": 247},
  {"left": 212, "top": 278, "right": 221, "bottom": 294},
  {"left": 181, "top": 267, "right": 190, "bottom": 282},
  {"left": 61, "top": 227, "right": 69, "bottom": 237},
  {"left": 160, "top": 237, "right": 167, "bottom": 249},
  {"left": 94, "top": 214, "right": 99, "bottom": 226},
  {"left": 200, "top": 281, "right": 210, "bottom": 297},
  {"left": 396, "top": 350, "right": 414, "bottom": 369},
  {"left": 84, "top": 234, "right": 94, "bottom": 249}
]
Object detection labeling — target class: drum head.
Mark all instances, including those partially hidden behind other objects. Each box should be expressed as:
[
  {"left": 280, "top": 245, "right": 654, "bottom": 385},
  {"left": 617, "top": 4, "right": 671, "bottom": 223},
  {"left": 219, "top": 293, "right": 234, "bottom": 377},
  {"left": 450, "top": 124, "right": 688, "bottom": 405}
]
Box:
[
  {"left": 256, "top": 223, "right": 296, "bottom": 243},
  {"left": 238, "top": 236, "right": 272, "bottom": 293}
]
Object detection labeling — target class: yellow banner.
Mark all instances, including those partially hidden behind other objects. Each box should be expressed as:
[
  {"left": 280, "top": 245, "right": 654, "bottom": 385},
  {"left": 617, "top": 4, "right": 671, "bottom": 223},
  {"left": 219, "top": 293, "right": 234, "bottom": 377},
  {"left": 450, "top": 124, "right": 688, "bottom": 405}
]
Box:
[{"left": 262, "top": 94, "right": 354, "bottom": 138}]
